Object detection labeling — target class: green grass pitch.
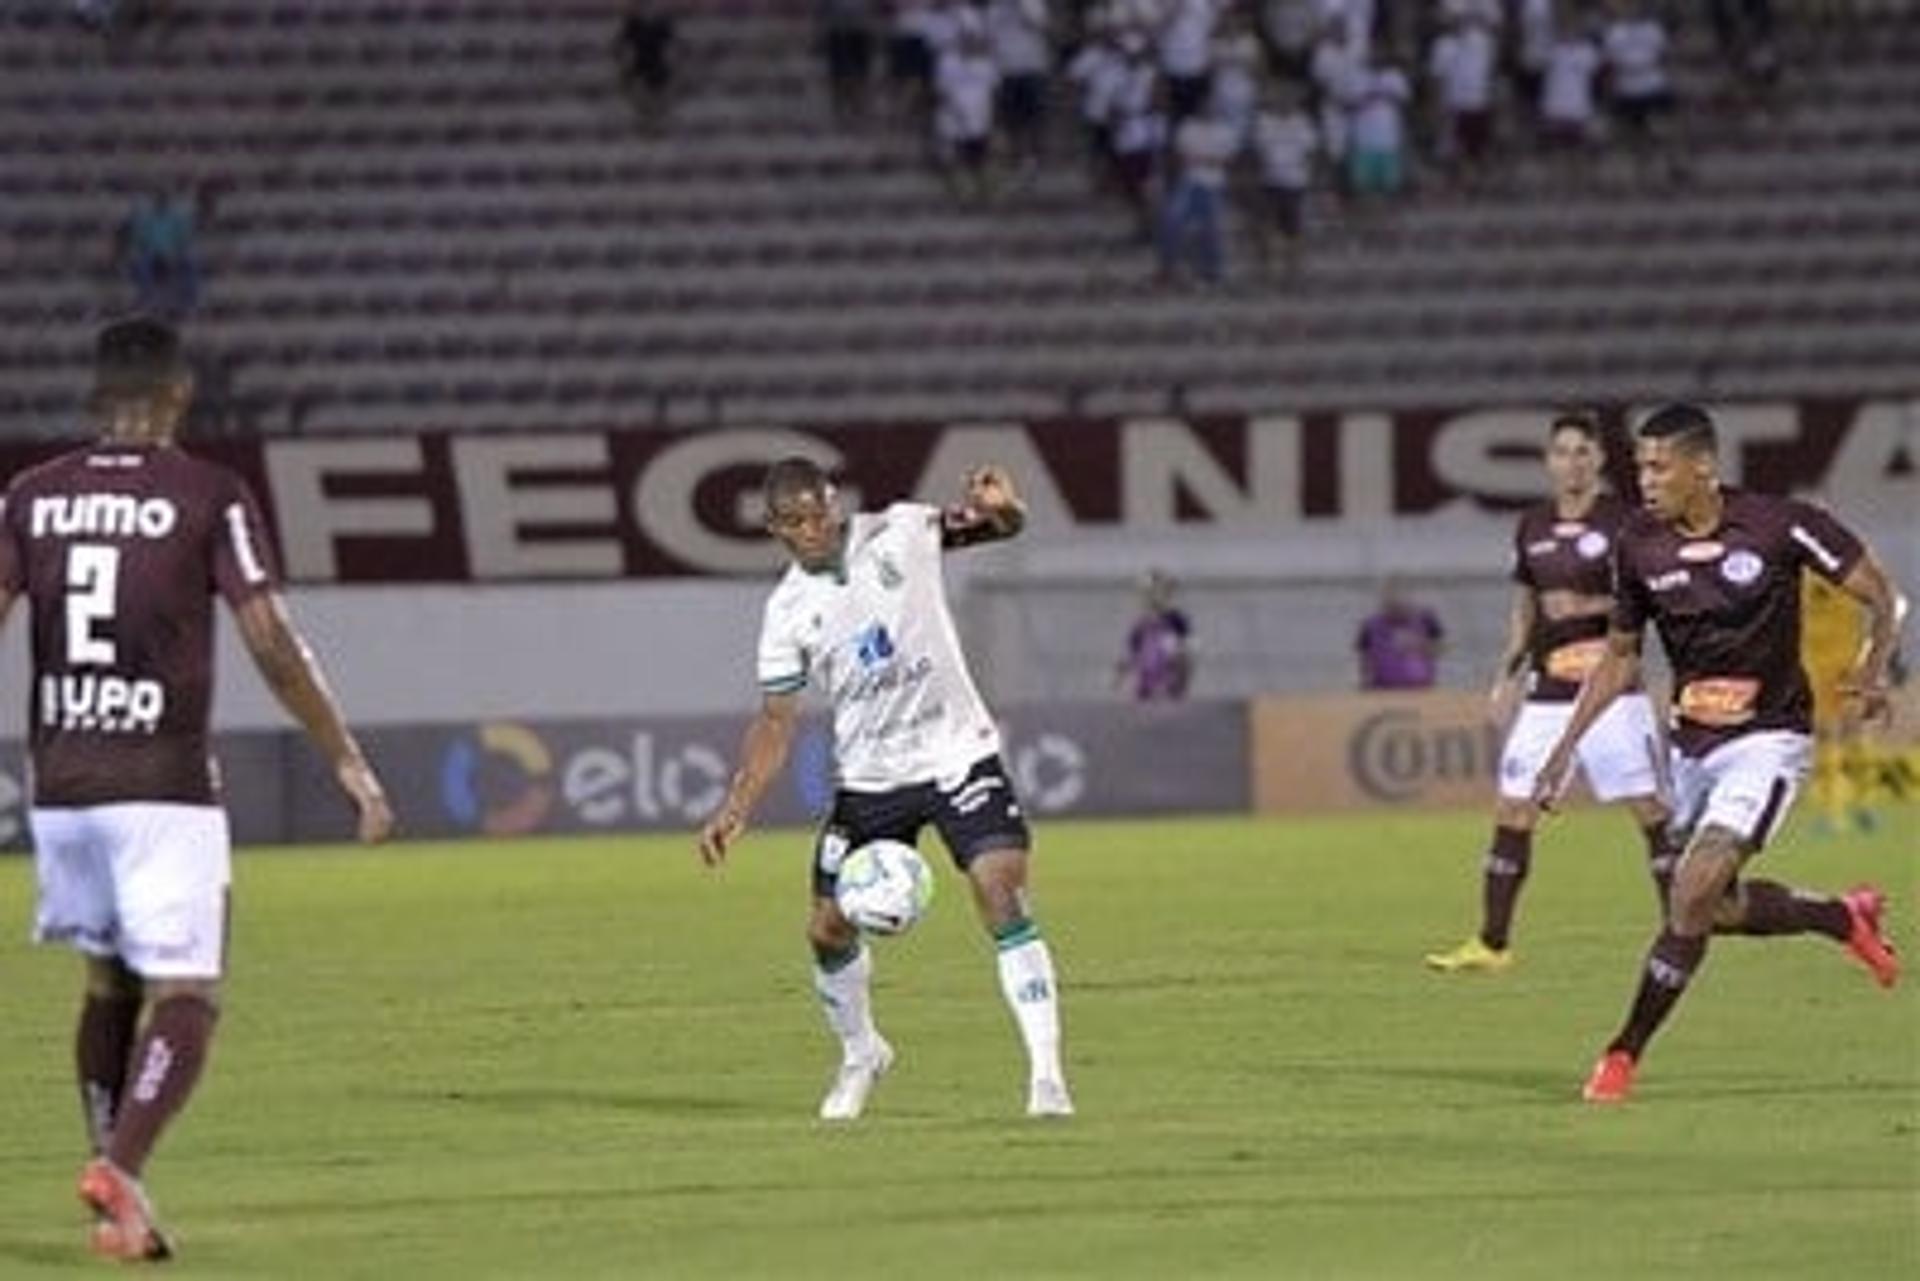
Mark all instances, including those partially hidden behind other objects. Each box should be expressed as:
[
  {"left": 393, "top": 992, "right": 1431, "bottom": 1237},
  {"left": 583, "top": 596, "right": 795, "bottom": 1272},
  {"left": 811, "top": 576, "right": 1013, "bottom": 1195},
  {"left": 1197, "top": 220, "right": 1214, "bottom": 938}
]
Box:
[{"left": 0, "top": 808, "right": 1913, "bottom": 1279}]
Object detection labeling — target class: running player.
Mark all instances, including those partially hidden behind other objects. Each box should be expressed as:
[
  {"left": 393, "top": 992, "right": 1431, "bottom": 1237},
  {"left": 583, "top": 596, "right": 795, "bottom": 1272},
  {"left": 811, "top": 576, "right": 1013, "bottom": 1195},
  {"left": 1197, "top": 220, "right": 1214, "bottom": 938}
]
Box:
[
  {"left": 1533, "top": 404, "right": 1903, "bottom": 1103},
  {"left": 0, "top": 318, "right": 394, "bottom": 1260},
  {"left": 697, "top": 457, "right": 1071, "bottom": 1121},
  {"left": 1426, "top": 413, "right": 1674, "bottom": 972}
]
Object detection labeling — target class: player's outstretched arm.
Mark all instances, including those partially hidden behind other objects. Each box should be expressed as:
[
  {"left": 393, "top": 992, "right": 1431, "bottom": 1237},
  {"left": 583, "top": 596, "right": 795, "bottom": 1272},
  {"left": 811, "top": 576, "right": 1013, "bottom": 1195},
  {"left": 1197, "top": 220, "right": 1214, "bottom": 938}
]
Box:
[
  {"left": 1532, "top": 628, "right": 1641, "bottom": 812},
  {"left": 699, "top": 690, "right": 801, "bottom": 867},
  {"left": 940, "top": 464, "right": 1028, "bottom": 549},
  {"left": 1836, "top": 550, "right": 1909, "bottom": 726},
  {"left": 233, "top": 592, "right": 393, "bottom": 843}
]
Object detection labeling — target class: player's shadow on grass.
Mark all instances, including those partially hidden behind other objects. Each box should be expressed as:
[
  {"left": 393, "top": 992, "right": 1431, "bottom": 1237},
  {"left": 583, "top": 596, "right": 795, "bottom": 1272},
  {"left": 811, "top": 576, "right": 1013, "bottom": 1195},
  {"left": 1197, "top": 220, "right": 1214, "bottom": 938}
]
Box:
[{"left": 371, "top": 1085, "right": 760, "bottom": 1116}]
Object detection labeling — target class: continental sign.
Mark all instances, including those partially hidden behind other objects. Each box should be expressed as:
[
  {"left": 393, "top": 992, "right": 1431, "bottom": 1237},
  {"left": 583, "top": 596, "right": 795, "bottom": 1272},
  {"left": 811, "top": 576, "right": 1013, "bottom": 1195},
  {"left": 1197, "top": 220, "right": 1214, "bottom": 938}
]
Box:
[
  {"left": 0, "top": 400, "right": 1906, "bottom": 581},
  {"left": 1252, "top": 686, "right": 1920, "bottom": 815}
]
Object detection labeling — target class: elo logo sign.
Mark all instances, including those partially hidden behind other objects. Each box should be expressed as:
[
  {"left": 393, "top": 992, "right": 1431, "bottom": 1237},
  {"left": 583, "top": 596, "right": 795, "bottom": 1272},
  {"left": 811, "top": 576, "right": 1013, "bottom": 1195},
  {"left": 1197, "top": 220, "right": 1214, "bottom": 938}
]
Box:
[{"left": 1346, "top": 709, "right": 1502, "bottom": 802}]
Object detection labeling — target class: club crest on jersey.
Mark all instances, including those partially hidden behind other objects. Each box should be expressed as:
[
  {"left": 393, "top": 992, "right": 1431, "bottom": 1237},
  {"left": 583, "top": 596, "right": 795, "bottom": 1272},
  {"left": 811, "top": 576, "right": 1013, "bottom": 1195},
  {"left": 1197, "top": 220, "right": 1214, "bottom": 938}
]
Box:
[
  {"left": 1575, "top": 530, "right": 1609, "bottom": 560},
  {"left": 855, "top": 622, "right": 896, "bottom": 669},
  {"left": 1720, "top": 549, "right": 1764, "bottom": 586},
  {"left": 876, "top": 554, "right": 904, "bottom": 590}
]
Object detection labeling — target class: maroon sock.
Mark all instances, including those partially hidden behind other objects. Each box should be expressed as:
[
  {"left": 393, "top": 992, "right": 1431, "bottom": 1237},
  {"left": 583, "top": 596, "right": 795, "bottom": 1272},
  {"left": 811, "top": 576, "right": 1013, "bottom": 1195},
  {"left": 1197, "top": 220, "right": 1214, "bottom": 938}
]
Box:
[
  {"left": 1641, "top": 823, "right": 1678, "bottom": 911},
  {"left": 106, "top": 996, "right": 219, "bottom": 1178},
  {"left": 76, "top": 991, "right": 143, "bottom": 1154},
  {"left": 1726, "top": 880, "right": 1851, "bottom": 941},
  {"left": 1478, "top": 825, "right": 1532, "bottom": 951},
  {"left": 1608, "top": 929, "right": 1708, "bottom": 1059}
]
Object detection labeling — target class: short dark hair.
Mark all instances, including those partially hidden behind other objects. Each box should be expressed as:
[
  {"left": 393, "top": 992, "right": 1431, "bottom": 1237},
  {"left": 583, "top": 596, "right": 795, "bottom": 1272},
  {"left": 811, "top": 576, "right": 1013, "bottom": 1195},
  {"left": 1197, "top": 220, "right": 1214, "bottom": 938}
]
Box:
[
  {"left": 1547, "top": 410, "right": 1602, "bottom": 445},
  {"left": 763, "top": 456, "right": 831, "bottom": 510},
  {"left": 94, "top": 316, "right": 186, "bottom": 399},
  {"left": 1637, "top": 403, "right": 1717, "bottom": 455}
]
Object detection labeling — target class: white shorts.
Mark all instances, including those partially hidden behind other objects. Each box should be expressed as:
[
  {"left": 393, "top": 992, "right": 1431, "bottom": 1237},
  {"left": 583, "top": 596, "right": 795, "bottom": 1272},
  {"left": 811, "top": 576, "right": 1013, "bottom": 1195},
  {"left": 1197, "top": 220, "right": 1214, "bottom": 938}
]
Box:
[
  {"left": 31, "top": 803, "right": 232, "bottom": 980},
  {"left": 1670, "top": 731, "right": 1812, "bottom": 851},
  {"left": 1499, "top": 693, "right": 1664, "bottom": 803}
]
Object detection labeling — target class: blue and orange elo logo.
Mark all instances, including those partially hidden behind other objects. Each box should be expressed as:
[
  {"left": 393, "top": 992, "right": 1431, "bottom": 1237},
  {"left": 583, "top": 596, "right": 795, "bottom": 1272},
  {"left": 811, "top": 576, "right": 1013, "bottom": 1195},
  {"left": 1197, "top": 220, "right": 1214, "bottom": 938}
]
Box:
[{"left": 440, "top": 722, "right": 555, "bottom": 836}]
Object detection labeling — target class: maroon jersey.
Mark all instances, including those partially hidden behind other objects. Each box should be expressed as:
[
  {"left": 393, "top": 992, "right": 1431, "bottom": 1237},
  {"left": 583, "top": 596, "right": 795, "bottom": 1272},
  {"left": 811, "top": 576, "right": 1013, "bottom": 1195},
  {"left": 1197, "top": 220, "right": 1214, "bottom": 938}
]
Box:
[
  {"left": 1511, "top": 493, "right": 1633, "bottom": 702},
  {"left": 1611, "top": 489, "right": 1865, "bottom": 757},
  {"left": 0, "top": 441, "right": 279, "bottom": 806}
]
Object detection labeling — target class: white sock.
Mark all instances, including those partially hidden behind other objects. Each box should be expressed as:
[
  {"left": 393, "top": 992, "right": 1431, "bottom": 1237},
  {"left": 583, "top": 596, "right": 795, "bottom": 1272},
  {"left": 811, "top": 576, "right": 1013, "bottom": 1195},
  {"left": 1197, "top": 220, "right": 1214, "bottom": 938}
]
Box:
[
  {"left": 996, "top": 933, "right": 1064, "bottom": 1084},
  {"left": 814, "top": 946, "right": 879, "bottom": 1065}
]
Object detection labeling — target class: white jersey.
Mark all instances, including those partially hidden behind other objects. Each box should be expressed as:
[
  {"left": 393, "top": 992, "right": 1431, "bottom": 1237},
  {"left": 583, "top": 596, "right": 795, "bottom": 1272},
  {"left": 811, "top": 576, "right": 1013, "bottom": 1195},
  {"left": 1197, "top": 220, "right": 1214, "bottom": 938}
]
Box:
[{"left": 756, "top": 503, "right": 1002, "bottom": 791}]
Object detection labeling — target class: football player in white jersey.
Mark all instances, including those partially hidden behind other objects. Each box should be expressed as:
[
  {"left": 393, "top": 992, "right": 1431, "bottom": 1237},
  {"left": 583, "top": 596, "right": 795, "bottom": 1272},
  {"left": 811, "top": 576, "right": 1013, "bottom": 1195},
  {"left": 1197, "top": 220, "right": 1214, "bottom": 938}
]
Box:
[{"left": 698, "top": 457, "right": 1071, "bottom": 1121}]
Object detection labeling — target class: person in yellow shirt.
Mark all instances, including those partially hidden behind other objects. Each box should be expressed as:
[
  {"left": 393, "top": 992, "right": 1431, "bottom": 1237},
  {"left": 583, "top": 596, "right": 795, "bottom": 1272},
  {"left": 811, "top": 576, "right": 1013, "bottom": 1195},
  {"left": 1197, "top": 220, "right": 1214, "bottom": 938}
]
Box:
[{"left": 1803, "top": 569, "right": 1877, "bottom": 832}]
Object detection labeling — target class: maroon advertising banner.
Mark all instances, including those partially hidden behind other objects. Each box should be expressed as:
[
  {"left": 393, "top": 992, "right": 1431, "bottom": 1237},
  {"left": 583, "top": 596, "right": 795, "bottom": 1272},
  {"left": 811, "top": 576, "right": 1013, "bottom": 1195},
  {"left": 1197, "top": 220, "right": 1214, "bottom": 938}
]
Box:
[{"left": 0, "top": 400, "right": 1904, "bottom": 581}]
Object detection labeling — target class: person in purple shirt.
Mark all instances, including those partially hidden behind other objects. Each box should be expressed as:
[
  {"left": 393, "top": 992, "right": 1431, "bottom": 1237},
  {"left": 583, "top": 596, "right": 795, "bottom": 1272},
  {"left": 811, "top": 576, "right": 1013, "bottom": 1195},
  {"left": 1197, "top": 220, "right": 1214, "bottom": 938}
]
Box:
[
  {"left": 1115, "top": 570, "right": 1194, "bottom": 701},
  {"left": 1356, "top": 582, "right": 1445, "bottom": 690}
]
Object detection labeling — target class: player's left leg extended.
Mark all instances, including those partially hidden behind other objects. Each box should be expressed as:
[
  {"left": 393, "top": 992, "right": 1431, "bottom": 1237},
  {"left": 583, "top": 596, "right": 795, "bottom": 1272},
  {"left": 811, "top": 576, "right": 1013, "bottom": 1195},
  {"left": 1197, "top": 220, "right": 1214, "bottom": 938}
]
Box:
[
  {"left": 965, "top": 845, "right": 1071, "bottom": 1117},
  {"left": 76, "top": 805, "right": 230, "bottom": 1261}
]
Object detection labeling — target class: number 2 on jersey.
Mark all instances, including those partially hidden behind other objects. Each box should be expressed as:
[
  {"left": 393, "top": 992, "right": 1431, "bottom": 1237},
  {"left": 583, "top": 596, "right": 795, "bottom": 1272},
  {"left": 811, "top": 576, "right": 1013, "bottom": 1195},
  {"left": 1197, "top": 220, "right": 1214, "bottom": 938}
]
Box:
[{"left": 66, "top": 544, "right": 120, "bottom": 666}]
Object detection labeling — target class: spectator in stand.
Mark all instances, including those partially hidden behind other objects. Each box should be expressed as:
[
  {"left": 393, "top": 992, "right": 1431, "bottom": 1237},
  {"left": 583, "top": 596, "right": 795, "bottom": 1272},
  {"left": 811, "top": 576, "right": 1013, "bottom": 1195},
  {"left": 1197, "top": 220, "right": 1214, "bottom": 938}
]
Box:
[
  {"left": 1603, "top": 0, "right": 1681, "bottom": 182},
  {"left": 1157, "top": 0, "right": 1222, "bottom": 123},
  {"left": 1308, "top": 18, "right": 1361, "bottom": 186},
  {"left": 1346, "top": 57, "right": 1410, "bottom": 208},
  {"left": 1514, "top": 0, "right": 1555, "bottom": 138},
  {"left": 1208, "top": 7, "right": 1265, "bottom": 147},
  {"left": 1115, "top": 570, "right": 1195, "bottom": 701},
  {"left": 1157, "top": 99, "right": 1239, "bottom": 285},
  {"left": 988, "top": 0, "right": 1054, "bottom": 176},
  {"left": 1067, "top": 16, "right": 1128, "bottom": 186},
  {"left": 1107, "top": 35, "right": 1166, "bottom": 241},
  {"left": 1426, "top": 9, "right": 1499, "bottom": 188},
  {"left": 120, "top": 187, "right": 201, "bottom": 320},
  {"left": 936, "top": 25, "right": 1002, "bottom": 201},
  {"left": 1250, "top": 85, "right": 1319, "bottom": 274},
  {"left": 1318, "top": 0, "right": 1374, "bottom": 61},
  {"left": 1258, "top": 0, "right": 1318, "bottom": 83},
  {"left": 614, "top": 1, "right": 677, "bottom": 130},
  {"left": 819, "top": 0, "right": 879, "bottom": 123},
  {"left": 1356, "top": 581, "right": 1445, "bottom": 690},
  {"left": 885, "top": 1, "right": 941, "bottom": 125},
  {"left": 1540, "top": 22, "right": 1603, "bottom": 180}
]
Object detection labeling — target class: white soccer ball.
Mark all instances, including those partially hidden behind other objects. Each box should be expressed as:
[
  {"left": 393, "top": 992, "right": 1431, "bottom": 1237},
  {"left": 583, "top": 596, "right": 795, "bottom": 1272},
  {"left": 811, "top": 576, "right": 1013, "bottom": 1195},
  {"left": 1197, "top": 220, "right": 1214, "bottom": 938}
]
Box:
[{"left": 835, "top": 839, "right": 936, "bottom": 936}]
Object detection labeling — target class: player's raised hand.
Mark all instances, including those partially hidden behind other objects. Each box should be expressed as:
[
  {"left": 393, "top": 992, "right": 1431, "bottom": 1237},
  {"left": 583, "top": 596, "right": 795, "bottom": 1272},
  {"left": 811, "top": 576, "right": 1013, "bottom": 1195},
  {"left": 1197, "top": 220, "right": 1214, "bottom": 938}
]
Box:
[
  {"left": 964, "top": 464, "right": 1021, "bottom": 516},
  {"left": 337, "top": 757, "right": 394, "bottom": 843},
  {"left": 698, "top": 805, "right": 745, "bottom": 867}
]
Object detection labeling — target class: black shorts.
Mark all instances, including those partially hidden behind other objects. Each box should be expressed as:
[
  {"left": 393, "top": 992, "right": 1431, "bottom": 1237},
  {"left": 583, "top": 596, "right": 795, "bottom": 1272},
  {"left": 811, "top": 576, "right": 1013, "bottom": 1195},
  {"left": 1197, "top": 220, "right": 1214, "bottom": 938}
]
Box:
[
  {"left": 1612, "top": 89, "right": 1676, "bottom": 134},
  {"left": 887, "top": 34, "right": 932, "bottom": 84},
  {"left": 999, "top": 73, "right": 1048, "bottom": 133},
  {"left": 810, "top": 754, "right": 1029, "bottom": 899},
  {"left": 1266, "top": 185, "right": 1305, "bottom": 238}
]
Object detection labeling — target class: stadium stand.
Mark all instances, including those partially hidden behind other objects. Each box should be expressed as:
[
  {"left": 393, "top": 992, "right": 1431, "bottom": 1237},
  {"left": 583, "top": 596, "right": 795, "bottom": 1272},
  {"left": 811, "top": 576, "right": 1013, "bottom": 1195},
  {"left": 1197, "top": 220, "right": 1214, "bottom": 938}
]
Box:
[{"left": 1, "top": 0, "right": 1916, "bottom": 436}]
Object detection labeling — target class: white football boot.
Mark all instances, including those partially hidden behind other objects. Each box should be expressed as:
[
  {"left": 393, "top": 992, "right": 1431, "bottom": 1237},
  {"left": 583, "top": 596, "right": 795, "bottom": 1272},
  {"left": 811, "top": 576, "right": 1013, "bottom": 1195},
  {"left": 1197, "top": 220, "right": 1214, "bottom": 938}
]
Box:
[{"left": 818, "top": 1037, "right": 895, "bottom": 1121}]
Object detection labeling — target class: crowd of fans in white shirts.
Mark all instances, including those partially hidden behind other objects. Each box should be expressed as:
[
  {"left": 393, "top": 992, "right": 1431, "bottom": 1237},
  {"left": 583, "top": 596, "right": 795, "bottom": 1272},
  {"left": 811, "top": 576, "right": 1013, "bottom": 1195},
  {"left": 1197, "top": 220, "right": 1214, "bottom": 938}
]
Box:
[{"left": 811, "top": 0, "right": 1767, "bottom": 284}]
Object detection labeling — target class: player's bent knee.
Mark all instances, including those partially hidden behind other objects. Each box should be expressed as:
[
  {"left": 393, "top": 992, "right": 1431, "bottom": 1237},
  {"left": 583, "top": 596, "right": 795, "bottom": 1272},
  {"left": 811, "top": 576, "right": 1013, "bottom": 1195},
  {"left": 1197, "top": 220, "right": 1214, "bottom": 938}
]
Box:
[
  {"left": 1493, "top": 797, "right": 1538, "bottom": 830},
  {"left": 147, "top": 977, "right": 222, "bottom": 1009},
  {"left": 807, "top": 898, "right": 858, "bottom": 952},
  {"left": 84, "top": 955, "right": 142, "bottom": 999},
  {"left": 1625, "top": 795, "right": 1669, "bottom": 829}
]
